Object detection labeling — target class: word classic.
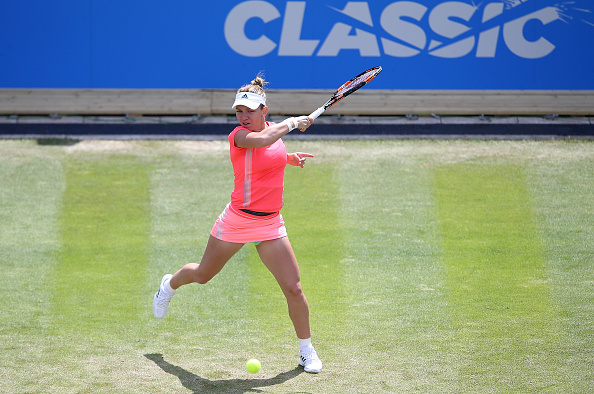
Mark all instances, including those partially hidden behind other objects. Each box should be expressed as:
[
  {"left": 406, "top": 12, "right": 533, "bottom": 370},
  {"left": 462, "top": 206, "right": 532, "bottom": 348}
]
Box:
[{"left": 224, "top": 1, "right": 564, "bottom": 59}]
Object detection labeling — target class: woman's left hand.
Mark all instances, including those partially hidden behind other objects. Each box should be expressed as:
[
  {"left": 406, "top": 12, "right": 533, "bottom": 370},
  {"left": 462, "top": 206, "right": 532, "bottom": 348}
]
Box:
[{"left": 287, "top": 152, "right": 314, "bottom": 168}]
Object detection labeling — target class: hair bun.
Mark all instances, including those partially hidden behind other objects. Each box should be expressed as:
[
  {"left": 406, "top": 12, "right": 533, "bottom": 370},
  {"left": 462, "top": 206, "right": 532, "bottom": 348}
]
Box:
[
  {"left": 252, "top": 74, "right": 267, "bottom": 88},
  {"left": 237, "top": 73, "right": 268, "bottom": 100}
]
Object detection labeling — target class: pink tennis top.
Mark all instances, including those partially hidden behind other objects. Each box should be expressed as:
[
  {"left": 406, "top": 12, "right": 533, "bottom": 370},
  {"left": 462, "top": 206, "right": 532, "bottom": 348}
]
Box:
[{"left": 228, "top": 123, "right": 287, "bottom": 213}]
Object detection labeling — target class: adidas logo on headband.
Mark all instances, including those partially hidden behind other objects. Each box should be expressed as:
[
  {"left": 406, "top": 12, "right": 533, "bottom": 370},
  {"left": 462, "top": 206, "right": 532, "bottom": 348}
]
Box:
[{"left": 232, "top": 92, "right": 267, "bottom": 109}]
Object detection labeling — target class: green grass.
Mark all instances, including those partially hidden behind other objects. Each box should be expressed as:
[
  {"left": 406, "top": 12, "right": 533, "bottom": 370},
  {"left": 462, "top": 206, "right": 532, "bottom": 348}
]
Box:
[{"left": 0, "top": 139, "right": 592, "bottom": 393}]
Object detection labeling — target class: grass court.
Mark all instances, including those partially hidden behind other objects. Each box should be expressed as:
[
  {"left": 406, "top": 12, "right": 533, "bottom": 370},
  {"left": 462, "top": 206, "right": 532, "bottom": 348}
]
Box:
[{"left": 0, "top": 138, "right": 592, "bottom": 393}]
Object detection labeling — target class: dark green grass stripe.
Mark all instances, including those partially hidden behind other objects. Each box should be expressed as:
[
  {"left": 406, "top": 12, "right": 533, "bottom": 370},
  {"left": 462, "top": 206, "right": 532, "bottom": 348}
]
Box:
[
  {"left": 285, "top": 162, "right": 346, "bottom": 327},
  {"left": 52, "top": 157, "right": 150, "bottom": 334},
  {"left": 433, "top": 164, "right": 560, "bottom": 391}
]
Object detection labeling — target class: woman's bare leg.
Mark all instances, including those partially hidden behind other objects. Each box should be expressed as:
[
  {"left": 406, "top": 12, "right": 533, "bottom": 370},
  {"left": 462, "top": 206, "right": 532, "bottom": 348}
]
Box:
[
  {"left": 256, "top": 236, "right": 311, "bottom": 339},
  {"left": 169, "top": 235, "right": 244, "bottom": 289}
]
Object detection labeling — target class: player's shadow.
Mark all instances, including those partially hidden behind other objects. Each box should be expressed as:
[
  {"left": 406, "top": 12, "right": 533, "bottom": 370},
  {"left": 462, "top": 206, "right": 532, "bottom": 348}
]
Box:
[{"left": 145, "top": 353, "right": 307, "bottom": 394}]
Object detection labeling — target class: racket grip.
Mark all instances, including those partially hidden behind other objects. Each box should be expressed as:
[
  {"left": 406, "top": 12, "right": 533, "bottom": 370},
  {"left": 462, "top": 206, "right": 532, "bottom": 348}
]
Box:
[{"left": 309, "top": 107, "right": 325, "bottom": 120}]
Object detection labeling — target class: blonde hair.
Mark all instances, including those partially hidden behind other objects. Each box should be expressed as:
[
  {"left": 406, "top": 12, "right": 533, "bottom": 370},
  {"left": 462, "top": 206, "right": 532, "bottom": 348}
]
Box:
[{"left": 237, "top": 73, "right": 268, "bottom": 103}]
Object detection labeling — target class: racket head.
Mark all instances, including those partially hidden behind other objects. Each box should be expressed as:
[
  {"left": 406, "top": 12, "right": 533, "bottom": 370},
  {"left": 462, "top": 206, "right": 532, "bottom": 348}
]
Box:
[{"left": 324, "top": 66, "right": 382, "bottom": 109}]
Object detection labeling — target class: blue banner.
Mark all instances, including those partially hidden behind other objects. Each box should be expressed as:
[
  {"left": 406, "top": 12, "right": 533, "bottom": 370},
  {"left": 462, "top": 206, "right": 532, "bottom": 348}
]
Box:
[{"left": 1, "top": 0, "right": 593, "bottom": 89}]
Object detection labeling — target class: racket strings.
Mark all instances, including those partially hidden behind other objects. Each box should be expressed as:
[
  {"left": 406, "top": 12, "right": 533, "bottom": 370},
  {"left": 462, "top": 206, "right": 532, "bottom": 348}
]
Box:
[
  {"left": 338, "top": 69, "right": 380, "bottom": 96},
  {"left": 324, "top": 66, "right": 382, "bottom": 108}
]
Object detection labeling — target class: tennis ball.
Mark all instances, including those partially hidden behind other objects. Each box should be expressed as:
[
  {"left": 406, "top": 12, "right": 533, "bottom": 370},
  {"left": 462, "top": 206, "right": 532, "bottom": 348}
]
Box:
[{"left": 246, "top": 358, "right": 261, "bottom": 373}]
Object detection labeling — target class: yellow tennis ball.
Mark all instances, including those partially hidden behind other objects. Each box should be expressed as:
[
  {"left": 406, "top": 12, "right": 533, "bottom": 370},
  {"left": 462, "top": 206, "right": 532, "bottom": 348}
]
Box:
[{"left": 246, "top": 358, "right": 261, "bottom": 373}]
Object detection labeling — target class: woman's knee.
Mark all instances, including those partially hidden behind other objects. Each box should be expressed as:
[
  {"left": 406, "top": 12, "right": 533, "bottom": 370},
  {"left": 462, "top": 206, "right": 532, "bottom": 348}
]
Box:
[
  {"left": 283, "top": 281, "right": 305, "bottom": 300},
  {"left": 193, "top": 268, "right": 212, "bottom": 285},
  {"left": 194, "top": 274, "right": 211, "bottom": 285}
]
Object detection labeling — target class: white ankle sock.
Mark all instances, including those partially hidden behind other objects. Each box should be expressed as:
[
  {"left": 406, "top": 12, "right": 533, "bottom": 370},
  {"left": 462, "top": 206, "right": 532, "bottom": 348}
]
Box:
[
  {"left": 299, "top": 338, "right": 312, "bottom": 349},
  {"left": 163, "top": 278, "right": 176, "bottom": 294}
]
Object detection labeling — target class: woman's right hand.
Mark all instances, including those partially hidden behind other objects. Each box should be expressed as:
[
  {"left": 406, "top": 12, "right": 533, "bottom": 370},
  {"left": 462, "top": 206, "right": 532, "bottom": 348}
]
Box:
[{"left": 295, "top": 116, "right": 314, "bottom": 132}]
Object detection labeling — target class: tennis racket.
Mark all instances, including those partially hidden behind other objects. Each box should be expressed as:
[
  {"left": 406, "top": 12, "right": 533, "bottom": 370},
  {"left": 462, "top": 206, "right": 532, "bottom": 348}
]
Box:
[{"left": 309, "top": 66, "right": 382, "bottom": 120}]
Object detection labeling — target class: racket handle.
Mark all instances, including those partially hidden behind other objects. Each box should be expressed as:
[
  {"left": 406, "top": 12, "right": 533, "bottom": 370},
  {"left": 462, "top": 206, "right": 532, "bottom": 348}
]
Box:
[{"left": 309, "top": 107, "right": 325, "bottom": 120}]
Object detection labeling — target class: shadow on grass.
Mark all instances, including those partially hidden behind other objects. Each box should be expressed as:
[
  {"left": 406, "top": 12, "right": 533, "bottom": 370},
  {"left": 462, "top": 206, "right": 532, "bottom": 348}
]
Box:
[
  {"left": 145, "top": 353, "right": 308, "bottom": 394},
  {"left": 36, "top": 138, "right": 80, "bottom": 146}
]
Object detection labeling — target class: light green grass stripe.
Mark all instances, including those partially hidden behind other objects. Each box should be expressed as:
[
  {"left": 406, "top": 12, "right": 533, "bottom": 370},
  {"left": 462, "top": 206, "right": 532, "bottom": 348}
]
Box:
[
  {"left": 52, "top": 156, "right": 151, "bottom": 335},
  {"left": 249, "top": 161, "right": 345, "bottom": 350},
  {"left": 336, "top": 145, "right": 451, "bottom": 393},
  {"left": 144, "top": 149, "right": 283, "bottom": 387},
  {"left": 0, "top": 143, "right": 64, "bottom": 391},
  {"left": 530, "top": 156, "right": 594, "bottom": 392},
  {"left": 433, "top": 164, "right": 559, "bottom": 392},
  {"left": 0, "top": 145, "right": 63, "bottom": 326},
  {"left": 144, "top": 151, "right": 254, "bottom": 343}
]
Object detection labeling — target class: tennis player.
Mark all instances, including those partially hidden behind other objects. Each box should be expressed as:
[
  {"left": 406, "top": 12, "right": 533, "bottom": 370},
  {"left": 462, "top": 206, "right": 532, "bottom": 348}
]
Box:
[{"left": 153, "top": 75, "right": 322, "bottom": 373}]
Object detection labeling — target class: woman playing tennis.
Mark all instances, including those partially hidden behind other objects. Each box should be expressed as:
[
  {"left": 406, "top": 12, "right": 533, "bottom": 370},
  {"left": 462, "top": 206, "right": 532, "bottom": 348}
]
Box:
[{"left": 152, "top": 75, "right": 322, "bottom": 373}]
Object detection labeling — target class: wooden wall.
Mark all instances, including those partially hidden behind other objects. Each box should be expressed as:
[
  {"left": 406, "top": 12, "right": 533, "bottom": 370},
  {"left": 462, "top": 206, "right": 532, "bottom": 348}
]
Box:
[{"left": 1, "top": 89, "right": 592, "bottom": 116}]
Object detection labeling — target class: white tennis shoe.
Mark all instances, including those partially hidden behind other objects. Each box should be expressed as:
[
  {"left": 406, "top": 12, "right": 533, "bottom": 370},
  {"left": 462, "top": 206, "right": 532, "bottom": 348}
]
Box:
[
  {"left": 299, "top": 346, "right": 323, "bottom": 373},
  {"left": 153, "top": 274, "right": 174, "bottom": 319}
]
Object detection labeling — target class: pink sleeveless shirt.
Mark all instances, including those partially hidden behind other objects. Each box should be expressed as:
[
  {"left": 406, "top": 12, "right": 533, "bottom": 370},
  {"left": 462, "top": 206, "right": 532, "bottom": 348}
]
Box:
[{"left": 228, "top": 124, "right": 287, "bottom": 212}]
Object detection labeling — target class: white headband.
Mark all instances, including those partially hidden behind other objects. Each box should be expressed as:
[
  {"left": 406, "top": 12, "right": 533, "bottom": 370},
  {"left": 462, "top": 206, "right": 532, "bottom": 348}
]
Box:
[{"left": 232, "top": 92, "right": 267, "bottom": 110}]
